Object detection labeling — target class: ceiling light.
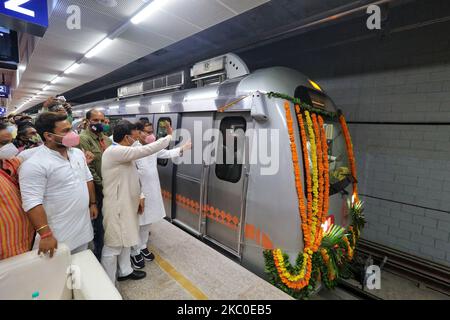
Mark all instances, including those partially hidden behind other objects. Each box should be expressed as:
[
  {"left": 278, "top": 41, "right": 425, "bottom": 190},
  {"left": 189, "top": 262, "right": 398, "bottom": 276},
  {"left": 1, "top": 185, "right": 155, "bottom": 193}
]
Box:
[
  {"left": 109, "top": 105, "right": 119, "bottom": 110},
  {"left": 64, "top": 62, "right": 81, "bottom": 74},
  {"left": 85, "top": 38, "right": 114, "bottom": 58},
  {"left": 42, "top": 85, "right": 50, "bottom": 91},
  {"left": 184, "top": 92, "right": 217, "bottom": 102},
  {"left": 151, "top": 97, "right": 171, "bottom": 104},
  {"left": 19, "top": 65, "right": 26, "bottom": 71},
  {"left": 131, "top": 0, "right": 165, "bottom": 24},
  {"left": 50, "top": 76, "right": 60, "bottom": 84},
  {"left": 126, "top": 102, "right": 139, "bottom": 107}
]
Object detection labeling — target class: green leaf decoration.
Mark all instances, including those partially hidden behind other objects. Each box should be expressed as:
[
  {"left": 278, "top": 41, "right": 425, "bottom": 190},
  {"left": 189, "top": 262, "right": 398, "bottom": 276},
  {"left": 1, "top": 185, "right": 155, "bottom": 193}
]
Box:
[{"left": 267, "top": 92, "right": 337, "bottom": 119}]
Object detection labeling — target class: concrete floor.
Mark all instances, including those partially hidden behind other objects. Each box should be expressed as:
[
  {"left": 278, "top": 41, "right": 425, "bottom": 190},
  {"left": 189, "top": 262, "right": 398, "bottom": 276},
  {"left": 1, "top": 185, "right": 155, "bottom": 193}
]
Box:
[
  {"left": 117, "top": 219, "right": 449, "bottom": 300},
  {"left": 117, "top": 220, "right": 293, "bottom": 300}
]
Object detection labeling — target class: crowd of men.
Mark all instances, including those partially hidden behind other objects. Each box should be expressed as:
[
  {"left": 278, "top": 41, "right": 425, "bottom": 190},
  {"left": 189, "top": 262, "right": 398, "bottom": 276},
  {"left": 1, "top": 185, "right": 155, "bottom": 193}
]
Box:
[{"left": 0, "top": 97, "right": 191, "bottom": 284}]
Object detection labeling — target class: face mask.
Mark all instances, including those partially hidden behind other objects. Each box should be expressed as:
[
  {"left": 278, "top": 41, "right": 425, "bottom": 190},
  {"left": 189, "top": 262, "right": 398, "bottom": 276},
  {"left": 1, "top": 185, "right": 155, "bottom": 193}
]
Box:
[
  {"left": 145, "top": 134, "right": 156, "bottom": 144},
  {"left": 103, "top": 124, "right": 110, "bottom": 132},
  {"left": 90, "top": 122, "right": 104, "bottom": 133},
  {"left": 7, "top": 125, "right": 17, "bottom": 139},
  {"left": 29, "top": 135, "right": 42, "bottom": 144},
  {"left": 0, "top": 143, "right": 19, "bottom": 160},
  {"left": 52, "top": 131, "right": 80, "bottom": 148}
]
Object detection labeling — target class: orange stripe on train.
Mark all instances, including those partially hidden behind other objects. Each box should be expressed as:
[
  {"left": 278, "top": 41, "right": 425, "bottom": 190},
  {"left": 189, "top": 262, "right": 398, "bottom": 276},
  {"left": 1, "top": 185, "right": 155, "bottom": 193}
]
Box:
[{"left": 161, "top": 189, "right": 274, "bottom": 249}]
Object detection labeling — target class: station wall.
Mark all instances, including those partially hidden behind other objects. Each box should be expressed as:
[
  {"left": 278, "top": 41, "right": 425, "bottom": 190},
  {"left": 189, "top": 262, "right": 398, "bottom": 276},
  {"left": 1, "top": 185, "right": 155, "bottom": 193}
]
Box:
[{"left": 310, "top": 24, "right": 450, "bottom": 266}]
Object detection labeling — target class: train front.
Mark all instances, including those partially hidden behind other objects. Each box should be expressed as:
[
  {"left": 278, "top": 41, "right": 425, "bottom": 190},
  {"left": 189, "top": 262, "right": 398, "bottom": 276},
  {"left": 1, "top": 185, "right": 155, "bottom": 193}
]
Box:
[{"left": 240, "top": 67, "right": 364, "bottom": 299}]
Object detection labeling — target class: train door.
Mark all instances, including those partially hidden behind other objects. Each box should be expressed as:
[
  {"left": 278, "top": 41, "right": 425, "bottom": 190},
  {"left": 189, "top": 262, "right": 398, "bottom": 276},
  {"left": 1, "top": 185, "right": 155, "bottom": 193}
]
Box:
[
  {"left": 154, "top": 113, "right": 179, "bottom": 220},
  {"left": 202, "top": 113, "right": 252, "bottom": 256},
  {"left": 172, "top": 112, "right": 214, "bottom": 235}
]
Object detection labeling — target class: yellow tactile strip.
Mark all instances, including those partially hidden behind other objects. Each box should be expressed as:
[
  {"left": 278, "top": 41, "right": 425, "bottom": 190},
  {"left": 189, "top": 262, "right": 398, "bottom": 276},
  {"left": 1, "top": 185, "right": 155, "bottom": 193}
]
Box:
[{"left": 150, "top": 246, "right": 209, "bottom": 300}]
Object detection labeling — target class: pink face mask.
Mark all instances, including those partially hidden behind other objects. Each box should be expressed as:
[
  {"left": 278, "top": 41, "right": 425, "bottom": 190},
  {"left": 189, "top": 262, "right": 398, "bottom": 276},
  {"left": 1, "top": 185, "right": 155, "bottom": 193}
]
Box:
[
  {"left": 145, "top": 134, "right": 156, "bottom": 144},
  {"left": 53, "top": 131, "right": 80, "bottom": 148}
]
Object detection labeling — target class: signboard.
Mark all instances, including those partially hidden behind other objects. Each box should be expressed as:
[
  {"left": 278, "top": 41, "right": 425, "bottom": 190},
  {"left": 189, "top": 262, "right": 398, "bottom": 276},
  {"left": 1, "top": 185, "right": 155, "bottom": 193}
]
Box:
[
  {"left": 0, "top": 0, "right": 48, "bottom": 37},
  {"left": 0, "top": 84, "right": 10, "bottom": 98},
  {"left": 0, "top": 107, "right": 6, "bottom": 116}
]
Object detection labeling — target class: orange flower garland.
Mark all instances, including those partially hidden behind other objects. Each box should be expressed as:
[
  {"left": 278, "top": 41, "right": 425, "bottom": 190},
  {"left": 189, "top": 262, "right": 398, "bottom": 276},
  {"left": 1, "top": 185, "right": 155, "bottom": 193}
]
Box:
[
  {"left": 317, "top": 115, "right": 330, "bottom": 246},
  {"left": 296, "top": 105, "right": 313, "bottom": 249},
  {"left": 264, "top": 96, "right": 364, "bottom": 298},
  {"left": 311, "top": 113, "right": 324, "bottom": 251},
  {"left": 270, "top": 102, "right": 311, "bottom": 290},
  {"left": 339, "top": 113, "right": 358, "bottom": 202}
]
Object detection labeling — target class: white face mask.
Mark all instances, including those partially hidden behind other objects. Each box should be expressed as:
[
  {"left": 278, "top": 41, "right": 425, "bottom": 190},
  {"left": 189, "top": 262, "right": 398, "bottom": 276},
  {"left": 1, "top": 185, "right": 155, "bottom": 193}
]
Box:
[{"left": 0, "top": 143, "right": 19, "bottom": 160}]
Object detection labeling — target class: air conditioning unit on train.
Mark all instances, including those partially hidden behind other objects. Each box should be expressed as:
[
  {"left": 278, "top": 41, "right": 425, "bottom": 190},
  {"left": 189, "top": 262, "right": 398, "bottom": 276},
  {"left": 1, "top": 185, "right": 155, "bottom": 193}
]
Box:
[
  {"left": 190, "top": 53, "right": 250, "bottom": 87},
  {"left": 117, "top": 71, "right": 185, "bottom": 98}
]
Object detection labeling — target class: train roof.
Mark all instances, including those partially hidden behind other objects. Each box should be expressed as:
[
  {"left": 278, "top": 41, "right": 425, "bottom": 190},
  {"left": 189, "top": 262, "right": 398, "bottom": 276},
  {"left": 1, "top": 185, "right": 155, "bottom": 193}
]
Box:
[{"left": 71, "top": 66, "right": 319, "bottom": 116}]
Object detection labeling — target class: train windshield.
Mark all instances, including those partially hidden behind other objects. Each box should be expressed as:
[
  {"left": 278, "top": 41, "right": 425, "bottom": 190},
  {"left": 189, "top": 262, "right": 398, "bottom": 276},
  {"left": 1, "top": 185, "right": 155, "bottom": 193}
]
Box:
[
  {"left": 295, "top": 85, "right": 352, "bottom": 196},
  {"left": 324, "top": 119, "right": 352, "bottom": 196}
]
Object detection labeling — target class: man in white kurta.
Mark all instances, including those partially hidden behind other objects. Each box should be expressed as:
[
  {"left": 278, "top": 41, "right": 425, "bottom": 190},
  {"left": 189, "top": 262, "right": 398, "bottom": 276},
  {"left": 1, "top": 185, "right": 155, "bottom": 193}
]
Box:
[
  {"left": 101, "top": 120, "right": 172, "bottom": 283},
  {"left": 19, "top": 112, "right": 97, "bottom": 256},
  {"left": 20, "top": 146, "right": 94, "bottom": 252},
  {"left": 130, "top": 122, "right": 191, "bottom": 268}
]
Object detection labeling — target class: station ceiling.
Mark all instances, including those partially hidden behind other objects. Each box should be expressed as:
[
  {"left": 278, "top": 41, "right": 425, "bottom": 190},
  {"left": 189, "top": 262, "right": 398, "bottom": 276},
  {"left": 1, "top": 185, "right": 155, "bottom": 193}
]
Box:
[
  {"left": 5, "top": 0, "right": 448, "bottom": 114},
  {"left": 5, "top": 0, "right": 270, "bottom": 114}
]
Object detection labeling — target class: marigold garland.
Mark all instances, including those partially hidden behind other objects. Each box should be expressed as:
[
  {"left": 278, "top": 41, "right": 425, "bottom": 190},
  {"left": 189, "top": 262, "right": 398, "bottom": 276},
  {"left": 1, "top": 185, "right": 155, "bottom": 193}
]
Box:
[
  {"left": 264, "top": 98, "right": 364, "bottom": 299},
  {"left": 311, "top": 113, "right": 324, "bottom": 251},
  {"left": 304, "top": 111, "right": 320, "bottom": 248},
  {"left": 318, "top": 115, "right": 330, "bottom": 246},
  {"left": 296, "top": 105, "right": 312, "bottom": 248},
  {"left": 338, "top": 113, "right": 358, "bottom": 202},
  {"left": 269, "top": 102, "right": 311, "bottom": 290}
]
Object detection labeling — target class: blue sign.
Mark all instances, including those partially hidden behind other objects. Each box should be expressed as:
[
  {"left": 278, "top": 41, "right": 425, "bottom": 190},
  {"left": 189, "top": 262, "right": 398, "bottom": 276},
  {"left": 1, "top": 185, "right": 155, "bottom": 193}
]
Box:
[
  {"left": 0, "top": 107, "right": 6, "bottom": 116},
  {"left": 0, "top": 0, "right": 48, "bottom": 37},
  {"left": 0, "top": 85, "right": 10, "bottom": 98}
]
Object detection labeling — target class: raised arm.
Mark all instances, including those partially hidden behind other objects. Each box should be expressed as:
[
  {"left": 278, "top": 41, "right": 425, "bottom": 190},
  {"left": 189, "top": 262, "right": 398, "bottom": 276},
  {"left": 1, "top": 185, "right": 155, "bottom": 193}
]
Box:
[
  {"left": 157, "top": 139, "right": 191, "bottom": 159},
  {"left": 157, "top": 147, "right": 181, "bottom": 159},
  {"left": 111, "top": 135, "right": 172, "bottom": 163}
]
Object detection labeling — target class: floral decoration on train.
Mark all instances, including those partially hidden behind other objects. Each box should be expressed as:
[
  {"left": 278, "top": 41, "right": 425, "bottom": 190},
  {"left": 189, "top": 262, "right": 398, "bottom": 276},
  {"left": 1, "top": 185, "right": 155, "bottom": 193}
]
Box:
[{"left": 263, "top": 95, "right": 365, "bottom": 300}]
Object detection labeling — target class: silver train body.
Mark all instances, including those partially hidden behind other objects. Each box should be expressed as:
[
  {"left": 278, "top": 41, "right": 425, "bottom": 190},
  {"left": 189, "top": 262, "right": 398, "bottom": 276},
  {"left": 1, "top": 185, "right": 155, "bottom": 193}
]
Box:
[{"left": 72, "top": 65, "right": 352, "bottom": 279}]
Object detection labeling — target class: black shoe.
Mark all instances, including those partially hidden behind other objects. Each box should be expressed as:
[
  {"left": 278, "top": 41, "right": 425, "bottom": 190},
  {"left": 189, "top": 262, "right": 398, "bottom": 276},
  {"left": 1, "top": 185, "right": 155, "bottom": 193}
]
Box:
[
  {"left": 117, "top": 270, "right": 146, "bottom": 281},
  {"left": 130, "top": 254, "right": 145, "bottom": 269},
  {"left": 141, "top": 248, "right": 155, "bottom": 261}
]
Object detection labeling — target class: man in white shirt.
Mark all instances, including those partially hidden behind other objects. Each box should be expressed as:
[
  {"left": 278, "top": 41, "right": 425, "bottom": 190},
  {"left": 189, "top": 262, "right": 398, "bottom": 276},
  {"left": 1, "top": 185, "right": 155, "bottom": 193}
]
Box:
[
  {"left": 130, "top": 121, "right": 191, "bottom": 269},
  {"left": 101, "top": 120, "right": 172, "bottom": 283},
  {"left": 19, "top": 112, "right": 98, "bottom": 257}
]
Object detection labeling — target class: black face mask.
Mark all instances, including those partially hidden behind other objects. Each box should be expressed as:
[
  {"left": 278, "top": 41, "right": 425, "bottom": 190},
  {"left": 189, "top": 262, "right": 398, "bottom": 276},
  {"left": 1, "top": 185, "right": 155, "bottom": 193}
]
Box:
[{"left": 90, "top": 123, "right": 104, "bottom": 133}]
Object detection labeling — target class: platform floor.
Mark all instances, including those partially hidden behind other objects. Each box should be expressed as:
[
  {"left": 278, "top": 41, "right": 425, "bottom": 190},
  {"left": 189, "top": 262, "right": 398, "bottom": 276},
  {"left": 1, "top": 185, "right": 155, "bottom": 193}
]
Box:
[{"left": 117, "top": 220, "right": 293, "bottom": 300}]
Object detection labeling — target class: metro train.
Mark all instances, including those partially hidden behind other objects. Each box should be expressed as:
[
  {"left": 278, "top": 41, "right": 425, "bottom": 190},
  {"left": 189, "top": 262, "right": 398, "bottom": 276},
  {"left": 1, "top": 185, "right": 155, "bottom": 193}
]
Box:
[{"left": 71, "top": 53, "right": 353, "bottom": 279}]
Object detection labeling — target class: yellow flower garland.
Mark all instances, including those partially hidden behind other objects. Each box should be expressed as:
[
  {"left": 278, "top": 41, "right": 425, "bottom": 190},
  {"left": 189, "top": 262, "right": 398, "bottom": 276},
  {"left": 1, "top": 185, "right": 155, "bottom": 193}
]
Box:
[
  {"left": 304, "top": 111, "right": 319, "bottom": 246},
  {"left": 265, "top": 97, "right": 363, "bottom": 298}
]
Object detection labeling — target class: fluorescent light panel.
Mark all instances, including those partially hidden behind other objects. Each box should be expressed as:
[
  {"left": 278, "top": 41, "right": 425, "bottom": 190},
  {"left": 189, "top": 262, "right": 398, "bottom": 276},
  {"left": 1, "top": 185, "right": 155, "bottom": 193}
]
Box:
[
  {"left": 126, "top": 102, "right": 140, "bottom": 107},
  {"left": 65, "top": 63, "right": 80, "bottom": 74},
  {"left": 131, "top": 0, "right": 165, "bottom": 24},
  {"left": 85, "top": 38, "right": 113, "bottom": 58}
]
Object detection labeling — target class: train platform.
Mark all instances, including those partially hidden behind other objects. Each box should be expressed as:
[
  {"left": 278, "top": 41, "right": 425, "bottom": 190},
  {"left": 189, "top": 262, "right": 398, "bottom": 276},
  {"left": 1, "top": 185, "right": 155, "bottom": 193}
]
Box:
[{"left": 117, "top": 219, "right": 293, "bottom": 300}]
